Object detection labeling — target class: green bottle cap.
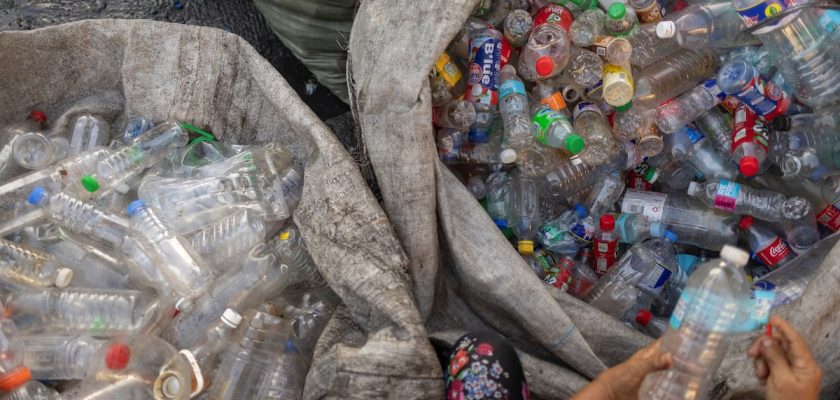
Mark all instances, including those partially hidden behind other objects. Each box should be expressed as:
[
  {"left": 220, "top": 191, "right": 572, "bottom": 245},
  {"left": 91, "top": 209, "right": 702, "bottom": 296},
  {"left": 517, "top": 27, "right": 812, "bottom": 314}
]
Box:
[
  {"left": 615, "top": 101, "right": 632, "bottom": 112},
  {"left": 643, "top": 166, "right": 659, "bottom": 183},
  {"left": 565, "top": 134, "right": 585, "bottom": 154},
  {"left": 608, "top": 3, "right": 627, "bottom": 19},
  {"left": 81, "top": 175, "right": 100, "bottom": 193}
]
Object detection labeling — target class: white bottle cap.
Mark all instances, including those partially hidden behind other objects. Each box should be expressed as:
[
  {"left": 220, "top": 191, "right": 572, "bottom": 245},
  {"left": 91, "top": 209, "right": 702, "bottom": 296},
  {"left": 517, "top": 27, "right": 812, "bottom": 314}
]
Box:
[
  {"left": 500, "top": 149, "right": 517, "bottom": 165},
  {"left": 656, "top": 21, "right": 676, "bottom": 39},
  {"left": 687, "top": 181, "right": 699, "bottom": 197},
  {"left": 55, "top": 268, "right": 74, "bottom": 288},
  {"left": 221, "top": 308, "right": 243, "bottom": 328},
  {"left": 720, "top": 244, "right": 750, "bottom": 267}
]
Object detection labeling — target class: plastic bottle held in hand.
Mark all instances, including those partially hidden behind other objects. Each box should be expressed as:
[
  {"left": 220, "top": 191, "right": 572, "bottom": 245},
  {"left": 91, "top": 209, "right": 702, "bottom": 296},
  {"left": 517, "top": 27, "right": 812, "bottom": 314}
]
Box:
[
  {"left": 568, "top": 249, "right": 599, "bottom": 298},
  {"left": 687, "top": 180, "right": 788, "bottom": 222},
  {"left": 605, "top": 3, "right": 639, "bottom": 37},
  {"left": 511, "top": 170, "right": 542, "bottom": 255},
  {"left": 628, "top": 24, "right": 681, "bottom": 68},
  {"left": 127, "top": 200, "right": 214, "bottom": 300},
  {"left": 656, "top": 2, "right": 755, "bottom": 49},
  {"left": 433, "top": 99, "right": 477, "bottom": 131},
  {"left": 504, "top": 9, "right": 534, "bottom": 47},
  {"left": 639, "top": 245, "right": 751, "bottom": 399},
  {"left": 594, "top": 214, "right": 619, "bottom": 276},
  {"left": 465, "top": 28, "right": 503, "bottom": 143},
  {"left": 518, "top": 23, "right": 572, "bottom": 81},
  {"left": 694, "top": 107, "right": 733, "bottom": 158},
  {"left": 602, "top": 63, "right": 635, "bottom": 106},
  {"left": 573, "top": 102, "right": 621, "bottom": 166},
  {"left": 614, "top": 212, "right": 666, "bottom": 244},
  {"left": 656, "top": 79, "right": 725, "bottom": 134},
  {"left": 570, "top": 8, "right": 607, "bottom": 47},
  {"left": 68, "top": 114, "right": 111, "bottom": 157},
  {"left": 590, "top": 35, "right": 633, "bottom": 65},
  {"left": 738, "top": 216, "right": 795, "bottom": 269},
  {"left": 537, "top": 204, "right": 595, "bottom": 254},
  {"left": 730, "top": 103, "right": 769, "bottom": 177},
  {"left": 717, "top": 60, "right": 790, "bottom": 120},
  {"left": 530, "top": 105, "right": 585, "bottom": 154},
  {"left": 21, "top": 335, "right": 102, "bottom": 380},
  {"left": 0, "top": 238, "right": 73, "bottom": 288}
]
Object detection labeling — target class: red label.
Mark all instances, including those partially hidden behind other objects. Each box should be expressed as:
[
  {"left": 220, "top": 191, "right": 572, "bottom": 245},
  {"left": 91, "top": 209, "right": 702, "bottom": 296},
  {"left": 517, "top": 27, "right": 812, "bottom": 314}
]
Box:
[
  {"left": 756, "top": 237, "right": 791, "bottom": 267},
  {"left": 721, "top": 96, "right": 741, "bottom": 114},
  {"left": 817, "top": 203, "right": 840, "bottom": 231},
  {"left": 731, "top": 104, "right": 769, "bottom": 153},
  {"left": 500, "top": 37, "right": 512, "bottom": 67},
  {"left": 593, "top": 238, "right": 618, "bottom": 276},
  {"left": 627, "top": 165, "right": 654, "bottom": 191},
  {"left": 533, "top": 4, "right": 574, "bottom": 33}
]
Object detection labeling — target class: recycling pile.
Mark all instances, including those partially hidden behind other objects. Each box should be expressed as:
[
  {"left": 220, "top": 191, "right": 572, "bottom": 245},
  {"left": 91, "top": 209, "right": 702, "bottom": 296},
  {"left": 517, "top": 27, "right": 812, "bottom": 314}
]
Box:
[
  {"left": 432, "top": 0, "right": 840, "bottom": 338},
  {"left": 0, "top": 112, "right": 333, "bottom": 399}
]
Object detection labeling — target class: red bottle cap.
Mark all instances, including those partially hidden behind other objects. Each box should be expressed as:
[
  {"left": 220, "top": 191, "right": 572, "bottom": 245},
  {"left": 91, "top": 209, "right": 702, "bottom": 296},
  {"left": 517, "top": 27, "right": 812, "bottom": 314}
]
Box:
[
  {"left": 738, "top": 215, "right": 754, "bottom": 230},
  {"left": 0, "top": 366, "right": 31, "bottom": 391},
  {"left": 739, "top": 156, "right": 759, "bottom": 177},
  {"left": 535, "top": 56, "right": 554, "bottom": 77},
  {"left": 635, "top": 309, "right": 652, "bottom": 326},
  {"left": 600, "top": 214, "right": 615, "bottom": 231},
  {"left": 28, "top": 110, "right": 47, "bottom": 125},
  {"left": 105, "top": 342, "right": 131, "bottom": 370}
]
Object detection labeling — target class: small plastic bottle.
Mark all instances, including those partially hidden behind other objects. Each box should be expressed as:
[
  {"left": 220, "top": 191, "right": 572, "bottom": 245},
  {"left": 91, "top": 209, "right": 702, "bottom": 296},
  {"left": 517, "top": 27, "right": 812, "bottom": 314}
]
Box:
[
  {"left": 570, "top": 8, "right": 607, "bottom": 47},
  {"left": 21, "top": 335, "right": 103, "bottom": 380},
  {"left": 190, "top": 210, "right": 266, "bottom": 271},
  {"left": 433, "top": 99, "right": 477, "bottom": 131},
  {"left": 655, "top": 79, "right": 725, "bottom": 134},
  {"left": 605, "top": 3, "right": 639, "bottom": 37},
  {"left": 68, "top": 114, "right": 111, "bottom": 157},
  {"left": 503, "top": 8, "right": 533, "bottom": 47},
  {"left": 518, "top": 23, "right": 572, "bottom": 81},
  {"left": 0, "top": 238, "right": 73, "bottom": 288},
  {"left": 593, "top": 214, "right": 619, "bottom": 276},
  {"left": 530, "top": 105, "right": 585, "bottom": 154},
  {"left": 537, "top": 204, "right": 595, "bottom": 255},
  {"left": 730, "top": 103, "right": 769, "bottom": 177},
  {"left": 687, "top": 179, "right": 788, "bottom": 222}
]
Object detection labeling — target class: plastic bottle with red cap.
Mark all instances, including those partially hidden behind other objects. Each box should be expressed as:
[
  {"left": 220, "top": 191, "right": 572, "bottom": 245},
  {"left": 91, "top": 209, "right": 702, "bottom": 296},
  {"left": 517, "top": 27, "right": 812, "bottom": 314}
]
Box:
[
  {"left": 633, "top": 309, "right": 668, "bottom": 337},
  {"left": 518, "top": 22, "right": 572, "bottom": 82},
  {"left": 0, "top": 317, "right": 32, "bottom": 393},
  {"left": 593, "top": 214, "right": 619, "bottom": 276},
  {"left": 568, "top": 248, "right": 599, "bottom": 298},
  {"left": 738, "top": 216, "right": 796, "bottom": 270}
]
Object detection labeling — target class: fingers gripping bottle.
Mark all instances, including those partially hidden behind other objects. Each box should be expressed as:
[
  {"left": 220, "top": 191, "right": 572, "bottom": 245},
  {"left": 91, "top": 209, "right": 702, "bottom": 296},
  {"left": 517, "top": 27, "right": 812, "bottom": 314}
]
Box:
[
  {"left": 730, "top": 103, "right": 770, "bottom": 177},
  {"left": 639, "top": 245, "right": 752, "bottom": 399},
  {"left": 465, "top": 27, "right": 503, "bottom": 143}
]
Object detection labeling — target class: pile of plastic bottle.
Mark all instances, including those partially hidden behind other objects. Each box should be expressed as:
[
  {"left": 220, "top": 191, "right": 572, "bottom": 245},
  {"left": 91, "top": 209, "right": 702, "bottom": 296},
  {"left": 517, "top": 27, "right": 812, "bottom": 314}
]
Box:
[
  {"left": 433, "top": 0, "right": 839, "bottom": 396},
  {"left": 0, "top": 111, "right": 333, "bottom": 399}
]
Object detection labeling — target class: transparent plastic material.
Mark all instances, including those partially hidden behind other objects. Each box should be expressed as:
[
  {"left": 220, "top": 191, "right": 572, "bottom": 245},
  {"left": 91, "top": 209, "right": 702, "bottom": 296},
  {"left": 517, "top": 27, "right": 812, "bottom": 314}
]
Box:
[
  {"left": 94, "top": 121, "right": 187, "bottom": 190},
  {"left": 656, "top": 79, "right": 725, "bottom": 134},
  {"left": 694, "top": 107, "right": 732, "bottom": 158},
  {"left": 633, "top": 49, "right": 719, "bottom": 107},
  {"left": 68, "top": 115, "right": 111, "bottom": 157},
  {"left": 28, "top": 188, "right": 128, "bottom": 247},
  {"left": 605, "top": 3, "right": 639, "bottom": 36},
  {"left": 500, "top": 65, "right": 537, "bottom": 159},
  {"left": 537, "top": 205, "right": 595, "bottom": 254},
  {"left": 254, "top": 340, "right": 306, "bottom": 399},
  {"left": 639, "top": 245, "right": 751, "bottom": 399},
  {"left": 190, "top": 210, "right": 266, "bottom": 272},
  {"left": 511, "top": 170, "right": 542, "bottom": 254},
  {"left": 687, "top": 180, "right": 789, "bottom": 222},
  {"left": 614, "top": 212, "right": 665, "bottom": 243},
  {"left": 583, "top": 172, "right": 625, "bottom": 219},
  {"left": 21, "top": 335, "right": 103, "bottom": 380},
  {"left": 0, "top": 238, "right": 73, "bottom": 288},
  {"left": 271, "top": 225, "right": 327, "bottom": 288},
  {"left": 570, "top": 9, "right": 607, "bottom": 46},
  {"left": 657, "top": 2, "right": 756, "bottom": 48},
  {"left": 573, "top": 102, "right": 621, "bottom": 166},
  {"left": 628, "top": 24, "right": 681, "bottom": 68},
  {"left": 518, "top": 23, "right": 572, "bottom": 81},
  {"left": 12, "top": 132, "right": 56, "bottom": 171},
  {"left": 563, "top": 47, "right": 604, "bottom": 90},
  {"left": 433, "top": 99, "right": 477, "bottom": 131},
  {"left": 504, "top": 8, "right": 533, "bottom": 47},
  {"left": 0, "top": 112, "right": 47, "bottom": 181}
]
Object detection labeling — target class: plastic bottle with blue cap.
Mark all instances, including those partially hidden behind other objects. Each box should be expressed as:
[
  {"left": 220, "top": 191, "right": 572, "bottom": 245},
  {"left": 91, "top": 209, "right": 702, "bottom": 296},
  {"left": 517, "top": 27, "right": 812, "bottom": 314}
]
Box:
[
  {"left": 537, "top": 204, "right": 595, "bottom": 255},
  {"left": 614, "top": 212, "right": 666, "bottom": 244}
]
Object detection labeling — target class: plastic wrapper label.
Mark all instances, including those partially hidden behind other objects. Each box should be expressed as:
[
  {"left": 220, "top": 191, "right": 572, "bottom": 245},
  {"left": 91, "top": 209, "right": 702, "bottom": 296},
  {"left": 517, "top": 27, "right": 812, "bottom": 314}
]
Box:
[
  {"left": 817, "top": 200, "right": 840, "bottom": 231},
  {"left": 499, "top": 80, "right": 526, "bottom": 99},
  {"left": 702, "top": 78, "right": 725, "bottom": 102},
  {"left": 594, "top": 238, "right": 618, "bottom": 275},
  {"left": 621, "top": 189, "right": 666, "bottom": 221},
  {"left": 434, "top": 52, "right": 463, "bottom": 88},
  {"left": 533, "top": 4, "right": 574, "bottom": 32},
  {"left": 669, "top": 291, "right": 692, "bottom": 330},
  {"left": 714, "top": 179, "right": 740, "bottom": 212},
  {"left": 466, "top": 35, "right": 501, "bottom": 106},
  {"left": 731, "top": 104, "right": 768, "bottom": 152},
  {"left": 736, "top": 0, "right": 796, "bottom": 27},
  {"left": 641, "top": 262, "right": 672, "bottom": 293},
  {"left": 532, "top": 108, "right": 572, "bottom": 145},
  {"left": 756, "top": 237, "right": 791, "bottom": 267}
]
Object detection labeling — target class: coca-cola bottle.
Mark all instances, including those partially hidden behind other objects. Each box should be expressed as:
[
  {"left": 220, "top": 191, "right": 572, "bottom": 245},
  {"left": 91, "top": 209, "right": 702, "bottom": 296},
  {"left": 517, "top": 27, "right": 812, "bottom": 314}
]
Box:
[{"left": 738, "top": 216, "right": 795, "bottom": 271}]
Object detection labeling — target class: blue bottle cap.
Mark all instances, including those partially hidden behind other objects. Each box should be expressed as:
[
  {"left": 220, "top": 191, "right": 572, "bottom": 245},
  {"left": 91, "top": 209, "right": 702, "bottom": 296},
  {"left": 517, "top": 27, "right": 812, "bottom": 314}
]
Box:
[
  {"left": 27, "top": 186, "right": 47, "bottom": 206},
  {"left": 493, "top": 218, "right": 509, "bottom": 229},
  {"left": 127, "top": 200, "right": 145, "bottom": 216},
  {"left": 664, "top": 230, "right": 678, "bottom": 243},
  {"left": 573, "top": 204, "right": 588, "bottom": 218},
  {"left": 649, "top": 222, "right": 665, "bottom": 238}
]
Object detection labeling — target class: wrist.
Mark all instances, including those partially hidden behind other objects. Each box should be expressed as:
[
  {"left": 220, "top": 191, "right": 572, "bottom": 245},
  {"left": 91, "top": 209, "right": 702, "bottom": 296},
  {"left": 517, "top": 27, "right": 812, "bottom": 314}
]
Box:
[{"left": 592, "top": 374, "right": 619, "bottom": 400}]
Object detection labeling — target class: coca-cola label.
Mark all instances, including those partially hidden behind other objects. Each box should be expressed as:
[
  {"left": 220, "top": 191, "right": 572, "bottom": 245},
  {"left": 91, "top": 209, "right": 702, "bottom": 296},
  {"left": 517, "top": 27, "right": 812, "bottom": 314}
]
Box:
[
  {"left": 756, "top": 237, "right": 791, "bottom": 267},
  {"left": 621, "top": 189, "right": 666, "bottom": 221},
  {"left": 713, "top": 179, "right": 740, "bottom": 212},
  {"left": 533, "top": 4, "right": 574, "bottom": 32},
  {"left": 731, "top": 104, "right": 769, "bottom": 153},
  {"left": 817, "top": 199, "right": 840, "bottom": 231},
  {"left": 465, "top": 33, "right": 501, "bottom": 107}
]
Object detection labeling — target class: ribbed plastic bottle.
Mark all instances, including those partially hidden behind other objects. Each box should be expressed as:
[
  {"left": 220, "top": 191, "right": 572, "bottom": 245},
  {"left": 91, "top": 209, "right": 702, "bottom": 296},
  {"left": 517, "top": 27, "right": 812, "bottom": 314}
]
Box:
[
  {"left": 656, "top": 79, "right": 725, "bottom": 134},
  {"left": 738, "top": 216, "right": 796, "bottom": 270},
  {"left": 21, "top": 335, "right": 103, "bottom": 380},
  {"left": 11, "top": 132, "right": 60, "bottom": 172},
  {"left": 633, "top": 48, "right": 718, "bottom": 107},
  {"left": 27, "top": 187, "right": 128, "bottom": 247},
  {"left": 433, "top": 99, "right": 477, "bottom": 131},
  {"left": 614, "top": 212, "right": 665, "bottom": 243},
  {"left": 602, "top": 63, "right": 635, "bottom": 107},
  {"left": 605, "top": 3, "right": 639, "bottom": 37},
  {"left": 573, "top": 102, "right": 621, "bottom": 166},
  {"left": 3, "top": 380, "right": 59, "bottom": 400},
  {"left": 5, "top": 287, "right": 147, "bottom": 336},
  {"left": 254, "top": 340, "right": 307, "bottom": 399},
  {"left": 639, "top": 245, "right": 751, "bottom": 399},
  {"left": 542, "top": 142, "right": 642, "bottom": 199},
  {"left": 0, "top": 238, "right": 73, "bottom": 288},
  {"left": 584, "top": 172, "right": 625, "bottom": 219},
  {"left": 511, "top": 170, "right": 542, "bottom": 255},
  {"left": 687, "top": 179, "right": 792, "bottom": 222},
  {"left": 627, "top": 24, "right": 681, "bottom": 68},
  {"left": 485, "top": 170, "right": 513, "bottom": 230},
  {"left": 504, "top": 8, "right": 533, "bottom": 47},
  {"left": 207, "top": 311, "right": 288, "bottom": 400},
  {"left": 190, "top": 210, "right": 266, "bottom": 272},
  {"left": 570, "top": 8, "right": 607, "bottom": 47},
  {"left": 655, "top": 1, "right": 755, "bottom": 48},
  {"left": 499, "top": 65, "right": 535, "bottom": 160},
  {"left": 272, "top": 225, "right": 327, "bottom": 288},
  {"left": 694, "top": 107, "right": 732, "bottom": 158},
  {"left": 730, "top": 103, "right": 769, "bottom": 177},
  {"left": 68, "top": 114, "right": 111, "bottom": 157},
  {"left": 126, "top": 200, "right": 214, "bottom": 300},
  {"left": 629, "top": 0, "right": 663, "bottom": 23}
]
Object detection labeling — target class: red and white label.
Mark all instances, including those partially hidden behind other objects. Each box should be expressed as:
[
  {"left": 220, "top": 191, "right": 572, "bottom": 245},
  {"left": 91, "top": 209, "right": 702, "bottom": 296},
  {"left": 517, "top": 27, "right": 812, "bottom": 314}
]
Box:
[
  {"left": 756, "top": 237, "right": 791, "bottom": 267},
  {"left": 817, "top": 202, "right": 840, "bottom": 231},
  {"left": 621, "top": 189, "right": 667, "bottom": 221},
  {"left": 594, "top": 238, "right": 618, "bottom": 276},
  {"left": 627, "top": 169, "right": 653, "bottom": 191},
  {"left": 731, "top": 104, "right": 769, "bottom": 153},
  {"left": 533, "top": 4, "right": 574, "bottom": 32}
]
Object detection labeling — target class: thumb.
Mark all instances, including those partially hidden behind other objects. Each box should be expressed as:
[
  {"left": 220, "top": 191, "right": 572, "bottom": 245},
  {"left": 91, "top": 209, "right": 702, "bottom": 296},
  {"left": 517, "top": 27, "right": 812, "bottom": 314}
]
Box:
[{"left": 760, "top": 337, "right": 793, "bottom": 377}]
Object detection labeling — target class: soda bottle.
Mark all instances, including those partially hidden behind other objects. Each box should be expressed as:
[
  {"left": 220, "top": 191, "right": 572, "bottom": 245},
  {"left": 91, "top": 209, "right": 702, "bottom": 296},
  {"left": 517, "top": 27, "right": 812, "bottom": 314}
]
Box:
[
  {"left": 20, "top": 335, "right": 103, "bottom": 380},
  {"left": 686, "top": 179, "right": 798, "bottom": 222},
  {"left": 638, "top": 245, "right": 751, "bottom": 399},
  {"left": 633, "top": 309, "right": 668, "bottom": 337},
  {"left": 629, "top": 0, "right": 663, "bottom": 23},
  {"left": 433, "top": 99, "right": 477, "bottom": 131},
  {"left": 537, "top": 204, "right": 595, "bottom": 254},
  {"left": 504, "top": 9, "right": 534, "bottom": 47},
  {"left": 563, "top": 47, "right": 604, "bottom": 90},
  {"left": 627, "top": 24, "right": 681, "bottom": 68},
  {"left": 717, "top": 60, "right": 790, "bottom": 120},
  {"left": 569, "top": 8, "right": 607, "bottom": 47},
  {"left": 614, "top": 212, "right": 666, "bottom": 243},
  {"left": 602, "top": 63, "right": 635, "bottom": 106},
  {"left": 738, "top": 216, "right": 796, "bottom": 270},
  {"left": 543, "top": 254, "right": 574, "bottom": 291},
  {"left": 465, "top": 27, "right": 503, "bottom": 143},
  {"left": 0, "top": 238, "right": 74, "bottom": 289},
  {"left": 511, "top": 170, "right": 542, "bottom": 255},
  {"left": 590, "top": 35, "right": 633, "bottom": 65},
  {"left": 532, "top": 3, "right": 575, "bottom": 30},
  {"left": 694, "top": 107, "right": 733, "bottom": 158},
  {"left": 655, "top": 2, "right": 756, "bottom": 48},
  {"left": 573, "top": 102, "right": 622, "bottom": 166},
  {"left": 605, "top": 3, "right": 639, "bottom": 37},
  {"left": 530, "top": 105, "right": 585, "bottom": 154},
  {"left": 67, "top": 114, "right": 111, "bottom": 157},
  {"left": 583, "top": 172, "right": 625, "bottom": 219},
  {"left": 633, "top": 49, "right": 718, "bottom": 108},
  {"left": 518, "top": 23, "right": 572, "bottom": 81},
  {"left": 730, "top": 103, "right": 769, "bottom": 177},
  {"left": 593, "top": 214, "right": 619, "bottom": 276},
  {"left": 655, "top": 79, "right": 725, "bottom": 134}
]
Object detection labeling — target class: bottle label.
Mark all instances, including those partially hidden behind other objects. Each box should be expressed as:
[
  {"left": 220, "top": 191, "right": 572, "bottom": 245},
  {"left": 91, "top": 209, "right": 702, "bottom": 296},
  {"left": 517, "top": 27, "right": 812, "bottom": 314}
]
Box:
[
  {"left": 535, "top": 251, "right": 558, "bottom": 273},
  {"left": 756, "top": 237, "right": 791, "bottom": 267},
  {"left": 544, "top": 265, "right": 573, "bottom": 291},
  {"left": 731, "top": 104, "right": 769, "bottom": 153},
  {"left": 669, "top": 290, "right": 692, "bottom": 330},
  {"left": 735, "top": 0, "right": 793, "bottom": 27},
  {"left": 468, "top": 129, "right": 490, "bottom": 144},
  {"left": 682, "top": 125, "right": 705, "bottom": 145},
  {"left": 590, "top": 36, "right": 623, "bottom": 58},
  {"left": 634, "top": 1, "right": 663, "bottom": 23},
  {"left": 572, "top": 101, "right": 602, "bottom": 121},
  {"left": 533, "top": 4, "right": 574, "bottom": 32},
  {"left": 593, "top": 238, "right": 618, "bottom": 275},
  {"left": 621, "top": 189, "right": 667, "bottom": 221},
  {"left": 816, "top": 199, "right": 840, "bottom": 231},
  {"left": 540, "top": 92, "right": 567, "bottom": 111},
  {"left": 819, "top": 10, "right": 840, "bottom": 32},
  {"left": 466, "top": 34, "right": 501, "bottom": 107},
  {"left": 499, "top": 79, "right": 526, "bottom": 99},
  {"left": 714, "top": 179, "right": 740, "bottom": 212},
  {"left": 585, "top": 80, "right": 604, "bottom": 98},
  {"left": 615, "top": 213, "right": 631, "bottom": 243},
  {"left": 602, "top": 63, "right": 634, "bottom": 97},
  {"left": 434, "top": 52, "right": 463, "bottom": 88},
  {"left": 702, "top": 78, "right": 726, "bottom": 102},
  {"left": 626, "top": 165, "right": 654, "bottom": 191},
  {"left": 641, "top": 262, "right": 672, "bottom": 293},
  {"left": 624, "top": 142, "right": 646, "bottom": 168},
  {"left": 570, "top": 219, "right": 596, "bottom": 243},
  {"left": 723, "top": 66, "right": 790, "bottom": 118},
  {"left": 750, "top": 289, "right": 777, "bottom": 326},
  {"left": 532, "top": 107, "right": 571, "bottom": 145},
  {"left": 722, "top": 96, "right": 741, "bottom": 114}
]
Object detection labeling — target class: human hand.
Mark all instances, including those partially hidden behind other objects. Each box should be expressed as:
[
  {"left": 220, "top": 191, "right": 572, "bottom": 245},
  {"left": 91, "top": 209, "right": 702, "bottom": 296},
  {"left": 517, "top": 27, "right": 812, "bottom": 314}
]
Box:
[
  {"left": 747, "top": 315, "right": 822, "bottom": 400},
  {"left": 581, "top": 339, "right": 672, "bottom": 400}
]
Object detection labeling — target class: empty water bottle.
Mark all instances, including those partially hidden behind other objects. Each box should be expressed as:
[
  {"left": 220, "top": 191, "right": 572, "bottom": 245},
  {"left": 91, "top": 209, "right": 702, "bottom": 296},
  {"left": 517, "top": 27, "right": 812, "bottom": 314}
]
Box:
[
  {"left": 563, "top": 47, "right": 604, "bottom": 90},
  {"left": 573, "top": 102, "right": 622, "bottom": 166},
  {"left": 717, "top": 59, "right": 790, "bottom": 120},
  {"left": 21, "top": 335, "right": 103, "bottom": 380},
  {"left": 687, "top": 179, "right": 793, "bottom": 222},
  {"left": 627, "top": 24, "right": 681, "bottom": 68},
  {"left": 630, "top": 0, "right": 664, "bottom": 23},
  {"left": 655, "top": 2, "right": 756, "bottom": 48},
  {"left": 567, "top": 248, "right": 599, "bottom": 298},
  {"left": 0, "top": 238, "right": 73, "bottom": 288},
  {"left": 694, "top": 107, "right": 733, "bottom": 158},
  {"left": 614, "top": 212, "right": 666, "bottom": 244},
  {"left": 511, "top": 170, "right": 542, "bottom": 254},
  {"left": 190, "top": 210, "right": 266, "bottom": 272},
  {"left": 591, "top": 35, "right": 633, "bottom": 65},
  {"left": 0, "top": 111, "right": 48, "bottom": 181},
  {"left": 254, "top": 340, "right": 306, "bottom": 399},
  {"left": 605, "top": 3, "right": 639, "bottom": 37},
  {"left": 656, "top": 79, "right": 726, "bottom": 133},
  {"left": 537, "top": 204, "right": 595, "bottom": 254},
  {"left": 68, "top": 114, "right": 111, "bottom": 157},
  {"left": 583, "top": 172, "right": 625, "bottom": 219},
  {"left": 272, "top": 225, "right": 327, "bottom": 288},
  {"left": 570, "top": 8, "right": 607, "bottom": 47},
  {"left": 634, "top": 49, "right": 719, "bottom": 107},
  {"left": 433, "top": 99, "right": 477, "bottom": 131}
]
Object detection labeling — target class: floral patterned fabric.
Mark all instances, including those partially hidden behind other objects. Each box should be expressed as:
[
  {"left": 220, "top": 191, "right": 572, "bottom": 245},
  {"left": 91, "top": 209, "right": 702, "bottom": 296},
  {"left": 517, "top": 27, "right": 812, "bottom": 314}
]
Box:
[{"left": 444, "top": 332, "right": 530, "bottom": 400}]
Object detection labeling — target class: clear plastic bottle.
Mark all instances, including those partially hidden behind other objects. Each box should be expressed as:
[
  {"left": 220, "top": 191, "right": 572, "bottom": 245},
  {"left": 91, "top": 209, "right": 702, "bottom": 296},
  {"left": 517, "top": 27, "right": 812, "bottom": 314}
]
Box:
[
  {"left": 5, "top": 287, "right": 147, "bottom": 336},
  {"left": 567, "top": 248, "right": 599, "bottom": 298},
  {"left": 12, "top": 132, "right": 57, "bottom": 171},
  {"left": 614, "top": 212, "right": 666, "bottom": 244},
  {"left": 530, "top": 105, "right": 584, "bottom": 154},
  {"left": 730, "top": 103, "right": 769, "bottom": 177},
  {"left": 254, "top": 340, "right": 307, "bottom": 400},
  {"left": 738, "top": 216, "right": 796, "bottom": 270},
  {"left": 781, "top": 145, "right": 840, "bottom": 181},
  {"left": 752, "top": 7, "right": 840, "bottom": 108},
  {"left": 633, "top": 48, "right": 718, "bottom": 108},
  {"left": 433, "top": 99, "right": 477, "bottom": 131},
  {"left": 655, "top": 2, "right": 755, "bottom": 48},
  {"left": 638, "top": 245, "right": 751, "bottom": 399},
  {"left": 190, "top": 210, "right": 266, "bottom": 272},
  {"left": 570, "top": 8, "right": 606, "bottom": 47},
  {"left": 431, "top": 51, "right": 466, "bottom": 106},
  {"left": 643, "top": 156, "right": 696, "bottom": 190},
  {"left": 21, "top": 335, "right": 103, "bottom": 380},
  {"left": 663, "top": 125, "right": 700, "bottom": 161},
  {"left": 768, "top": 126, "right": 840, "bottom": 167},
  {"left": 585, "top": 235, "right": 678, "bottom": 323},
  {"left": 120, "top": 116, "right": 154, "bottom": 144},
  {"left": 485, "top": 170, "right": 513, "bottom": 229},
  {"left": 499, "top": 65, "right": 535, "bottom": 160},
  {"left": 605, "top": 3, "right": 639, "bottom": 37},
  {"left": 532, "top": 81, "right": 570, "bottom": 114},
  {"left": 612, "top": 103, "right": 654, "bottom": 142},
  {"left": 573, "top": 102, "right": 621, "bottom": 166},
  {"left": 602, "top": 63, "right": 635, "bottom": 106},
  {"left": 3, "top": 380, "right": 58, "bottom": 400},
  {"left": 563, "top": 47, "right": 604, "bottom": 90},
  {"left": 694, "top": 107, "right": 732, "bottom": 158},
  {"left": 770, "top": 103, "right": 840, "bottom": 133},
  {"left": 590, "top": 35, "right": 633, "bottom": 65},
  {"left": 504, "top": 8, "right": 533, "bottom": 47},
  {"left": 207, "top": 311, "right": 288, "bottom": 400},
  {"left": 627, "top": 24, "right": 681, "bottom": 68},
  {"left": 687, "top": 179, "right": 789, "bottom": 222},
  {"left": 637, "top": 122, "right": 665, "bottom": 158},
  {"left": 27, "top": 187, "right": 128, "bottom": 247},
  {"left": 593, "top": 214, "right": 619, "bottom": 276},
  {"left": 543, "top": 142, "right": 641, "bottom": 199},
  {"left": 511, "top": 170, "right": 542, "bottom": 255},
  {"left": 525, "top": 250, "right": 556, "bottom": 280},
  {"left": 717, "top": 60, "right": 790, "bottom": 120},
  {"left": 537, "top": 204, "right": 595, "bottom": 254},
  {"left": 0, "top": 238, "right": 73, "bottom": 288},
  {"left": 689, "top": 132, "right": 739, "bottom": 181},
  {"left": 466, "top": 27, "right": 503, "bottom": 143},
  {"left": 0, "top": 111, "right": 48, "bottom": 181},
  {"left": 583, "top": 172, "right": 625, "bottom": 219},
  {"left": 127, "top": 200, "right": 214, "bottom": 300},
  {"left": 68, "top": 114, "right": 111, "bottom": 157},
  {"left": 518, "top": 23, "right": 572, "bottom": 81},
  {"left": 630, "top": 0, "right": 663, "bottom": 23},
  {"left": 655, "top": 79, "right": 725, "bottom": 133},
  {"left": 272, "top": 225, "right": 327, "bottom": 288},
  {"left": 0, "top": 317, "right": 30, "bottom": 393},
  {"left": 780, "top": 196, "right": 819, "bottom": 253}
]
